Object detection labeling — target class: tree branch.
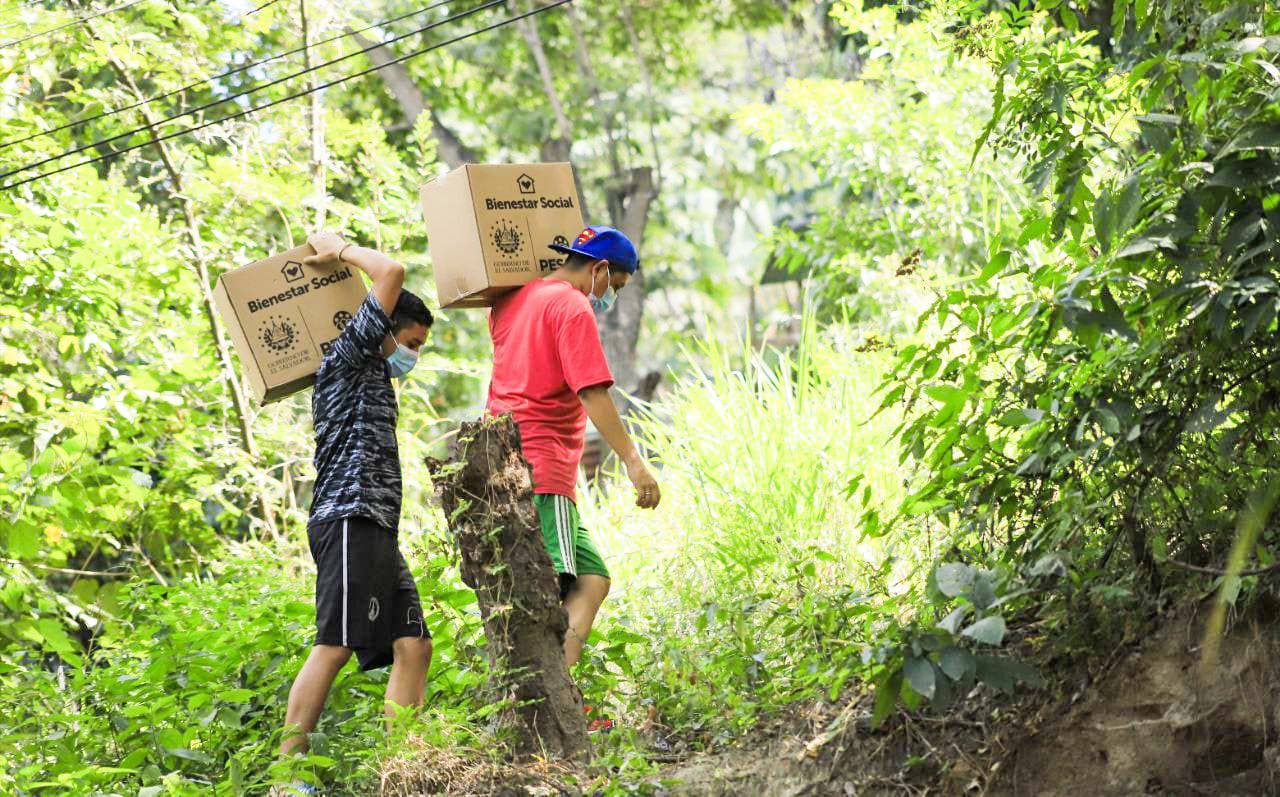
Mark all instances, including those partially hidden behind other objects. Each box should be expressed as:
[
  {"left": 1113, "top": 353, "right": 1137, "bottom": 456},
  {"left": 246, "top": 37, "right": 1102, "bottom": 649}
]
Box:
[
  {"left": 515, "top": 0, "right": 573, "bottom": 143},
  {"left": 1165, "top": 558, "right": 1280, "bottom": 577},
  {"left": 599, "top": 166, "right": 657, "bottom": 399},
  {"left": 301, "top": 0, "right": 328, "bottom": 229},
  {"left": 620, "top": 3, "right": 663, "bottom": 191},
  {"left": 104, "top": 55, "right": 281, "bottom": 544},
  {"left": 352, "top": 31, "right": 479, "bottom": 168}
]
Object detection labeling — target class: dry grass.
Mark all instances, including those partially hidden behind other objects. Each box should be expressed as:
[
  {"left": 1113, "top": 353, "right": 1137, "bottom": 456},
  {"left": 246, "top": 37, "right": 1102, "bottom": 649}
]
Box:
[{"left": 379, "top": 733, "right": 584, "bottom": 797}]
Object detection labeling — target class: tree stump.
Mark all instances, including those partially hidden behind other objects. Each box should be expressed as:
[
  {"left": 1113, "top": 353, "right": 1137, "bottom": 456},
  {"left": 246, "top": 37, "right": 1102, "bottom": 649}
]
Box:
[{"left": 426, "top": 414, "right": 590, "bottom": 762}]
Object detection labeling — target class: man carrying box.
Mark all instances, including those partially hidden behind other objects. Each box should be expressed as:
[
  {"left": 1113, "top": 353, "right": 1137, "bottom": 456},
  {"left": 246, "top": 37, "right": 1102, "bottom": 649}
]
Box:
[
  {"left": 276, "top": 233, "right": 435, "bottom": 791},
  {"left": 486, "top": 225, "right": 661, "bottom": 684}
]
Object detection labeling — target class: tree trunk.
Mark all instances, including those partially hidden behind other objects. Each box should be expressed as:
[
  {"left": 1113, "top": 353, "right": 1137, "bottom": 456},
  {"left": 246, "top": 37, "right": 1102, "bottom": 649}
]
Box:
[
  {"left": 426, "top": 415, "right": 591, "bottom": 762},
  {"left": 301, "top": 0, "right": 327, "bottom": 229},
  {"left": 515, "top": 0, "right": 573, "bottom": 143},
  {"left": 600, "top": 166, "right": 658, "bottom": 399},
  {"left": 353, "top": 32, "right": 479, "bottom": 169},
  {"left": 105, "top": 57, "right": 280, "bottom": 542}
]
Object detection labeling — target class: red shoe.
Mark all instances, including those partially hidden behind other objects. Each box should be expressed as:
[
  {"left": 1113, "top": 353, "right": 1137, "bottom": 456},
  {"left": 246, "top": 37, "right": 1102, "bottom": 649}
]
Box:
[{"left": 584, "top": 704, "right": 614, "bottom": 734}]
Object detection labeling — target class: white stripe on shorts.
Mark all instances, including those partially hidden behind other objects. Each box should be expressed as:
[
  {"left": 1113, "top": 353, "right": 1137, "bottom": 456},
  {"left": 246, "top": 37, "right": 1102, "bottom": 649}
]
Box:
[
  {"left": 341, "top": 519, "right": 349, "bottom": 647},
  {"left": 552, "top": 496, "right": 565, "bottom": 574},
  {"left": 557, "top": 495, "right": 576, "bottom": 576}
]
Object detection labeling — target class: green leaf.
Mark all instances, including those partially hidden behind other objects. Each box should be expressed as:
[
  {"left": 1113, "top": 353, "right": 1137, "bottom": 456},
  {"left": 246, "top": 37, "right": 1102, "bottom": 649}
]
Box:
[
  {"left": 997, "top": 407, "right": 1044, "bottom": 427},
  {"left": 925, "top": 384, "right": 968, "bottom": 427},
  {"left": 1093, "top": 190, "right": 1114, "bottom": 253},
  {"left": 976, "top": 251, "right": 1011, "bottom": 284},
  {"left": 871, "top": 667, "right": 903, "bottom": 728},
  {"left": 162, "top": 747, "right": 213, "bottom": 764},
  {"left": 1114, "top": 174, "right": 1143, "bottom": 238},
  {"left": 8, "top": 522, "right": 39, "bottom": 559},
  {"left": 939, "top": 646, "right": 975, "bottom": 681},
  {"left": 1018, "top": 217, "right": 1051, "bottom": 246},
  {"left": 1219, "top": 123, "right": 1280, "bottom": 158},
  {"left": 935, "top": 562, "right": 977, "bottom": 597},
  {"left": 904, "top": 655, "right": 937, "bottom": 700},
  {"left": 938, "top": 605, "right": 970, "bottom": 635},
  {"left": 221, "top": 688, "right": 254, "bottom": 702},
  {"left": 974, "top": 655, "right": 1045, "bottom": 693},
  {"left": 961, "top": 615, "right": 1006, "bottom": 646},
  {"left": 970, "top": 573, "right": 996, "bottom": 610}
]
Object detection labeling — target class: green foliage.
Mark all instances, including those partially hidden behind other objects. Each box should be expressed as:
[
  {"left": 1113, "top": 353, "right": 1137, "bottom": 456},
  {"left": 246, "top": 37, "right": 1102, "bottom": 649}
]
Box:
[
  {"left": 868, "top": 0, "right": 1280, "bottom": 699},
  {"left": 14, "top": 0, "right": 1278, "bottom": 788},
  {"left": 737, "top": 1, "right": 1026, "bottom": 327},
  {"left": 0, "top": 540, "right": 485, "bottom": 793},
  {"left": 582, "top": 324, "right": 913, "bottom": 743}
]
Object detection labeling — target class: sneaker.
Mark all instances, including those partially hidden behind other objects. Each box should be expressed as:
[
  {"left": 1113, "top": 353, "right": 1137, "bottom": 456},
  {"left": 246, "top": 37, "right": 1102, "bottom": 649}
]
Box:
[
  {"left": 584, "top": 704, "right": 614, "bottom": 734},
  {"left": 270, "top": 783, "right": 318, "bottom": 796}
]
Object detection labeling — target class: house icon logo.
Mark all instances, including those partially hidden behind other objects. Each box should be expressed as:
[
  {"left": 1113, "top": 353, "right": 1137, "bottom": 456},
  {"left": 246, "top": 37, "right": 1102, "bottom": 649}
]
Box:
[
  {"left": 281, "top": 260, "right": 305, "bottom": 283},
  {"left": 516, "top": 173, "right": 535, "bottom": 194}
]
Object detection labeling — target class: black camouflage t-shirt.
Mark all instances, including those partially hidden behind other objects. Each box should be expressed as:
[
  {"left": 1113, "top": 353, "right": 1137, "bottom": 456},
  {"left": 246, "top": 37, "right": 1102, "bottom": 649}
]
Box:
[{"left": 309, "top": 293, "right": 401, "bottom": 532}]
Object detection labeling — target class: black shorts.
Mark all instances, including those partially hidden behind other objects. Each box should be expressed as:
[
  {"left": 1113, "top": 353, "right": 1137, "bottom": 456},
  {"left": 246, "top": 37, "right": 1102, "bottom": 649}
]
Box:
[{"left": 307, "top": 516, "right": 428, "bottom": 671}]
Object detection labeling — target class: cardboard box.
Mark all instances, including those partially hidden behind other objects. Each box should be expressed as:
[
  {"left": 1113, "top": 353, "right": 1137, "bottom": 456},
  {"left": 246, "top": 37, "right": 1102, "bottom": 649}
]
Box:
[
  {"left": 420, "top": 162, "right": 585, "bottom": 308},
  {"left": 213, "top": 245, "right": 369, "bottom": 404}
]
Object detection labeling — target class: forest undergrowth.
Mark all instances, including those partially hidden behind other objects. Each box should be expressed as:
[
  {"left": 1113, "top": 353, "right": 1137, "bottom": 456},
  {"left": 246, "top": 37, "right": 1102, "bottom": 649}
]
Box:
[{"left": 4, "top": 0, "right": 1280, "bottom": 794}]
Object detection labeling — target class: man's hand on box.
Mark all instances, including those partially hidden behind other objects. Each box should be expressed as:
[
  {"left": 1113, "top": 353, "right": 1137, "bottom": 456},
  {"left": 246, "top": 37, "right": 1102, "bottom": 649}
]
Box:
[{"left": 304, "top": 232, "right": 348, "bottom": 267}]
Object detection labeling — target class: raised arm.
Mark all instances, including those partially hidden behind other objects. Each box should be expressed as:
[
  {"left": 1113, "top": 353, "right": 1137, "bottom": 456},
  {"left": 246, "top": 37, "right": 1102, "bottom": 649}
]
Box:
[
  {"left": 303, "top": 232, "right": 405, "bottom": 316},
  {"left": 579, "top": 386, "right": 661, "bottom": 509}
]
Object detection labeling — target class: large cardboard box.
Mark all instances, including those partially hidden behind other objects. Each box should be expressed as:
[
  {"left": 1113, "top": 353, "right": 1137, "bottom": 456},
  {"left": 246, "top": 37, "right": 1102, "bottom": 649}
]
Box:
[
  {"left": 420, "top": 162, "right": 585, "bottom": 308},
  {"left": 213, "top": 245, "right": 368, "bottom": 404}
]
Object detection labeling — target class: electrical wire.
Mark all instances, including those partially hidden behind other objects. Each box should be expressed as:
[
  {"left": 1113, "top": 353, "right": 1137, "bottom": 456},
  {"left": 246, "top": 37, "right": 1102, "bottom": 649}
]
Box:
[
  {"left": 0, "top": 0, "right": 148, "bottom": 49},
  {"left": 245, "top": 0, "right": 283, "bottom": 15},
  {"left": 0, "top": 0, "right": 495, "bottom": 179},
  {"left": 0, "top": 0, "right": 463, "bottom": 151},
  {"left": 0, "top": 0, "right": 573, "bottom": 192}
]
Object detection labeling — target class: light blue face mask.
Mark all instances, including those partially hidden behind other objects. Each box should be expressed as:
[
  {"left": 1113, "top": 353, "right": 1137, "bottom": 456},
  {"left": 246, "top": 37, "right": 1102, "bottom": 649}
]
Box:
[
  {"left": 385, "top": 342, "right": 418, "bottom": 379},
  {"left": 589, "top": 267, "right": 617, "bottom": 313}
]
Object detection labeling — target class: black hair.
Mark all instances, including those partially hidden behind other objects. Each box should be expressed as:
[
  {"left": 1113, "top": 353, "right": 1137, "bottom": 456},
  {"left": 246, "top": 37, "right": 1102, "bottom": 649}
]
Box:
[
  {"left": 565, "top": 251, "right": 631, "bottom": 273},
  {"left": 391, "top": 289, "right": 434, "bottom": 333}
]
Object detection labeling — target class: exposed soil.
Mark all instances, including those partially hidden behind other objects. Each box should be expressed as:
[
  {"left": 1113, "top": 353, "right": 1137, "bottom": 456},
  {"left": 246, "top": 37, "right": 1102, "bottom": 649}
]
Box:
[
  {"left": 381, "top": 601, "right": 1280, "bottom": 795},
  {"left": 996, "top": 601, "right": 1280, "bottom": 796},
  {"left": 663, "top": 601, "right": 1280, "bottom": 796}
]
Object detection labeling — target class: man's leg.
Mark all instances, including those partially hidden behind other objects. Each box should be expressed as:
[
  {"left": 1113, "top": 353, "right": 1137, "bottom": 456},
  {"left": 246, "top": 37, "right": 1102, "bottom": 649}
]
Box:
[
  {"left": 563, "top": 574, "right": 610, "bottom": 668},
  {"left": 384, "top": 635, "right": 432, "bottom": 732},
  {"left": 280, "top": 644, "right": 352, "bottom": 755}
]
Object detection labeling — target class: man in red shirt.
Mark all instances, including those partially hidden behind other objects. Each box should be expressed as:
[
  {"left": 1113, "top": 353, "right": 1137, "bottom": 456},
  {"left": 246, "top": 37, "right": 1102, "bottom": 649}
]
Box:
[{"left": 487, "top": 225, "right": 660, "bottom": 673}]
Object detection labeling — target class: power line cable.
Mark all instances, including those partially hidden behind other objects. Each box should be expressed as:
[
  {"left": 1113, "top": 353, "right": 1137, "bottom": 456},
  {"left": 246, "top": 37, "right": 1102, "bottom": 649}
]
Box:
[
  {"left": 245, "top": 0, "right": 283, "bottom": 15},
  {"left": 0, "top": 0, "right": 493, "bottom": 179},
  {"left": 0, "top": 0, "right": 148, "bottom": 49},
  {"left": 0, "top": 0, "right": 462, "bottom": 151},
  {"left": 0, "top": 0, "right": 572, "bottom": 192}
]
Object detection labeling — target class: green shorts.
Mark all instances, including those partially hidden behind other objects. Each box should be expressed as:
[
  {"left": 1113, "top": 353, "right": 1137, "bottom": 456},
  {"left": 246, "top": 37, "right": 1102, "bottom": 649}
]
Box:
[{"left": 534, "top": 493, "right": 610, "bottom": 581}]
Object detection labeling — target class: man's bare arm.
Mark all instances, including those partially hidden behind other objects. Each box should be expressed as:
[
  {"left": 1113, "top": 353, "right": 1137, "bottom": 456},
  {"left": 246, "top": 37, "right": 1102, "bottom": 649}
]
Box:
[
  {"left": 304, "top": 232, "right": 405, "bottom": 317},
  {"left": 579, "top": 386, "right": 660, "bottom": 509}
]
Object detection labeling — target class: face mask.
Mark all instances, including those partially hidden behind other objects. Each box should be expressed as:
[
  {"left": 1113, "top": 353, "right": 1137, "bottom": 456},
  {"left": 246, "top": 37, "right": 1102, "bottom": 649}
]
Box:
[
  {"left": 385, "top": 343, "right": 418, "bottom": 379},
  {"left": 589, "top": 266, "right": 617, "bottom": 313}
]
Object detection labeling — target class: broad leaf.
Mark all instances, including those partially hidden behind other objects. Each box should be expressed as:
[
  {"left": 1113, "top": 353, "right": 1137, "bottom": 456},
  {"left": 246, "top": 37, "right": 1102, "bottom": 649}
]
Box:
[
  {"left": 903, "top": 655, "right": 937, "bottom": 700},
  {"left": 935, "top": 562, "right": 977, "bottom": 597},
  {"left": 961, "top": 615, "right": 1006, "bottom": 646}
]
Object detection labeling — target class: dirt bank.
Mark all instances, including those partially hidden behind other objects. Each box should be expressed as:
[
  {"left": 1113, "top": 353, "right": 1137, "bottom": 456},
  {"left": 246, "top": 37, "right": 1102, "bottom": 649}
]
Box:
[
  {"left": 664, "top": 602, "right": 1280, "bottom": 796},
  {"left": 379, "top": 601, "right": 1280, "bottom": 795}
]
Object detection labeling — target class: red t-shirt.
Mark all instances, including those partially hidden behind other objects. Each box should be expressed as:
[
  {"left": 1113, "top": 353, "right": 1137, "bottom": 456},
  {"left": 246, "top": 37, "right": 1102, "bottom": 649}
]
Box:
[{"left": 486, "top": 280, "right": 614, "bottom": 500}]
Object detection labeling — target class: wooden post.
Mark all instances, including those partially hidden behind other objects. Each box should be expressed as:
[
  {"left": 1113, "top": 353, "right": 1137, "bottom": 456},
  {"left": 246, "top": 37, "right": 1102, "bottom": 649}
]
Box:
[{"left": 426, "top": 415, "right": 591, "bottom": 762}]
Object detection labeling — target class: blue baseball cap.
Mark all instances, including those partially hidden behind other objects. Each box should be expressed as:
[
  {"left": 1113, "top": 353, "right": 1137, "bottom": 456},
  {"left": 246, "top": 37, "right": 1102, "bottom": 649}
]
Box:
[{"left": 548, "top": 225, "right": 639, "bottom": 273}]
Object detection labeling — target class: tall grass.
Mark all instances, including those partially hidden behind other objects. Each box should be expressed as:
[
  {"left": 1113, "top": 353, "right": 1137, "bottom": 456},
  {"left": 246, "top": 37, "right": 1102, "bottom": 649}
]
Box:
[{"left": 580, "top": 321, "right": 913, "bottom": 742}]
